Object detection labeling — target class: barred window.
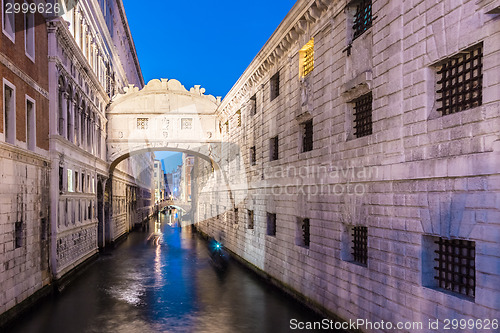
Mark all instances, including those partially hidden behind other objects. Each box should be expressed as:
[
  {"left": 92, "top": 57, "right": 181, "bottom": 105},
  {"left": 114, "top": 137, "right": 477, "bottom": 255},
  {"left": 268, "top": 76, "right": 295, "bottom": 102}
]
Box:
[
  {"left": 300, "top": 38, "right": 314, "bottom": 78},
  {"left": 353, "top": 0, "right": 372, "bottom": 40},
  {"left": 434, "top": 238, "right": 475, "bottom": 298},
  {"left": 437, "top": 43, "right": 483, "bottom": 116},
  {"left": 352, "top": 226, "right": 368, "bottom": 265},
  {"left": 270, "top": 72, "right": 280, "bottom": 101},
  {"left": 270, "top": 136, "right": 279, "bottom": 161},
  {"left": 137, "top": 118, "right": 148, "bottom": 130},
  {"left": 302, "top": 120, "right": 313, "bottom": 152},
  {"left": 236, "top": 110, "right": 242, "bottom": 127},
  {"left": 301, "top": 218, "right": 310, "bottom": 247},
  {"left": 250, "top": 146, "right": 256, "bottom": 165},
  {"left": 267, "top": 213, "right": 276, "bottom": 236},
  {"left": 353, "top": 92, "right": 373, "bottom": 138},
  {"left": 247, "top": 210, "right": 254, "bottom": 229}
]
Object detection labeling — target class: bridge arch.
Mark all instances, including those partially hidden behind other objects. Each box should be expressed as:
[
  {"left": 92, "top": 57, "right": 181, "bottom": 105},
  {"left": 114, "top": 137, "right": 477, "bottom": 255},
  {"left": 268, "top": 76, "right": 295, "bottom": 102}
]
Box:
[{"left": 104, "top": 79, "right": 248, "bottom": 243}]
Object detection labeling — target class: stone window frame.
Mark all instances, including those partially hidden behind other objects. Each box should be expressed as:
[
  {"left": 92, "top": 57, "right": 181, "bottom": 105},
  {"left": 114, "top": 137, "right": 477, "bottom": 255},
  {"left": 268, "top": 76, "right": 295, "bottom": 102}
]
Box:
[
  {"left": 247, "top": 209, "right": 254, "bottom": 229},
  {"left": 352, "top": 92, "right": 373, "bottom": 138},
  {"left": 299, "top": 38, "right": 314, "bottom": 78},
  {"left": 427, "top": 43, "right": 484, "bottom": 121},
  {"left": 24, "top": 3, "right": 35, "bottom": 62},
  {"left": 301, "top": 119, "right": 314, "bottom": 153},
  {"left": 3, "top": 78, "right": 16, "bottom": 144},
  {"left": 341, "top": 225, "right": 368, "bottom": 267},
  {"left": 267, "top": 212, "right": 277, "bottom": 236},
  {"left": 435, "top": 43, "right": 483, "bottom": 117},
  {"left": 2, "top": 0, "right": 15, "bottom": 43},
  {"left": 269, "top": 135, "right": 279, "bottom": 161},
  {"left": 270, "top": 71, "right": 280, "bottom": 101},
  {"left": 422, "top": 235, "right": 476, "bottom": 300},
  {"left": 15, "top": 221, "right": 23, "bottom": 248},
  {"left": 296, "top": 217, "right": 310, "bottom": 248},
  {"left": 250, "top": 146, "right": 256, "bottom": 166},
  {"left": 25, "top": 95, "right": 36, "bottom": 151}
]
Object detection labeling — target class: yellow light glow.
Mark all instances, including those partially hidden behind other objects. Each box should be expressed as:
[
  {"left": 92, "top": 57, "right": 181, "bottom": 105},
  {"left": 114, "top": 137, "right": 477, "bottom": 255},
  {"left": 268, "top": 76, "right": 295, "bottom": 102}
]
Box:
[{"left": 300, "top": 38, "right": 314, "bottom": 78}]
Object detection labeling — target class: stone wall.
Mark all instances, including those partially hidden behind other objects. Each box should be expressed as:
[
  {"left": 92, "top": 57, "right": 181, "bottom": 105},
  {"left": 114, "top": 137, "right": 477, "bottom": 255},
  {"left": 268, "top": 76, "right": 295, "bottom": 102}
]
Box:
[
  {"left": 0, "top": 144, "right": 50, "bottom": 315},
  {"left": 195, "top": 0, "right": 500, "bottom": 331}
]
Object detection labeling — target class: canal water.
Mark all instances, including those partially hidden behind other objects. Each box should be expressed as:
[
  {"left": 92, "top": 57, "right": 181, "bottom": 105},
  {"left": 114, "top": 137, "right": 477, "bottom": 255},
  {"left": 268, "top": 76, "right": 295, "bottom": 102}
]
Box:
[{"left": 6, "top": 212, "right": 342, "bottom": 333}]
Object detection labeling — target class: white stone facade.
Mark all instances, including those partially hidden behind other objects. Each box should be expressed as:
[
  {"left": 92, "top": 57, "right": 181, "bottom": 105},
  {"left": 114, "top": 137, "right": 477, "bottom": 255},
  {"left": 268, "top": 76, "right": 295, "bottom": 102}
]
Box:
[
  {"left": 47, "top": 0, "right": 151, "bottom": 279},
  {"left": 195, "top": 0, "right": 500, "bottom": 331}
]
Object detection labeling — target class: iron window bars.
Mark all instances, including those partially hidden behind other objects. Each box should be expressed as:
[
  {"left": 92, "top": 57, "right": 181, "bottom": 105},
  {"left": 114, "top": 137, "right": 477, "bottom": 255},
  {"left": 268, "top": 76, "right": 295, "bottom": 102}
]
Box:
[
  {"left": 353, "top": 92, "right": 373, "bottom": 138},
  {"left": 434, "top": 238, "right": 475, "bottom": 298},
  {"left": 353, "top": 0, "right": 372, "bottom": 40},
  {"left": 302, "top": 120, "right": 313, "bottom": 152},
  {"left": 437, "top": 43, "right": 483, "bottom": 116},
  {"left": 302, "top": 218, "right": 310, "bottom": 247},
  {"left": 352, "top": 226, "right": 368, "bottom": 265}
]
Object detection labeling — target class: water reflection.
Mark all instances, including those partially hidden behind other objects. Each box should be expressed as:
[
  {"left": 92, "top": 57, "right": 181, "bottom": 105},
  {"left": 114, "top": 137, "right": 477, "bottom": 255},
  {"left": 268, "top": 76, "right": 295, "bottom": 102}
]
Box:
[{"left": 6, "top": 212, "right": 340, "bottom": 333}]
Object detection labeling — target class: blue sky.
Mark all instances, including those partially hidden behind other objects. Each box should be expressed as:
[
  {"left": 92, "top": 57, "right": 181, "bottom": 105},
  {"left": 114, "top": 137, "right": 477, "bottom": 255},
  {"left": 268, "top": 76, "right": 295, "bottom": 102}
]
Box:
[
  {"left": 122, "top": 0, "right": 297, "bottom": 98},
  {"left": 123, "top": 0, "right": 297, "bottom": 172}
]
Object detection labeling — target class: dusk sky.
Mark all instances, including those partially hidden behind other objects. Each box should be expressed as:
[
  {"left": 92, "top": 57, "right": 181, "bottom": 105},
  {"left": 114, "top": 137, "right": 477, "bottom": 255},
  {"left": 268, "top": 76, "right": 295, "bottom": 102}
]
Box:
[
  {"left": 122, "top": 0, "right": 297, "bottom": 169},
  {"left": 122, "top": 0, "right": 297, "bottom": 98}
]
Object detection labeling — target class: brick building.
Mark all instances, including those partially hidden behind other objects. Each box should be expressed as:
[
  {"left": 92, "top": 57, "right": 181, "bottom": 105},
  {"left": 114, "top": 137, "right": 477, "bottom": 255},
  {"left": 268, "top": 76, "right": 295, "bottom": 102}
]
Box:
[
  {"left": 195, "top": 0, "right": 500, "bottom": 331},
  {"left": 0, "top": 2, "right": 51, "bottom": 318}
]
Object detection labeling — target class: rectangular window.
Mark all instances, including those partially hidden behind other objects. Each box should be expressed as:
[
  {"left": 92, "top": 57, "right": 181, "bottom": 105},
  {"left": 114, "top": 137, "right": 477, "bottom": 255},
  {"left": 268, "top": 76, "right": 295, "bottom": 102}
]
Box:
[
  {"left": 302, "top": 119, "right": 313, "bottom": 152},
  {"left": 297, "top": 218, "right": 310, "bottom": 248},
  {"left": 352, "top": 226, "right": 368, "bottom": 266},
  {"left": 234, "top": 208, "right": 238, "bottom": 224},
  {"left": 270, "top": 72, "right": 280, "bottom": 101},
  {"left": 24, "top": 7, "right": 35, "bottom": 61},
  {"left": 250, "top": 146, "right": 256, "bottom": 165},
  {"left": 353, "top": 92, "right": 373, "bottom": 138},
  {"left": 59, "top": 167, "right": 64, "bottom": 192},
  {"left": 434, "top": 238, "right": 475, "bottom": 298},
  {"left": 267, "top": 213, "right": 276, "bottom": 236},
  {"left": 270, "top": 136, "right": 278, "bottom": 161},
  {"left": 75, "top": 171, "right": 79, "bottom": 192},
  {"left": 26, "top": 98, "right": 35, "bottom": 151},
  {"left": 81, "top": 173, "right": 85, "bottom": 193},
  {"left": 299, "top": 38, "right": 314, "bottom": 78},
  {"left": 4, "top": 81, "right": 15, "bottom": 144},
  {"left": 15, "top": 221, "right": 23, "bottom": 248},
  {"left": 236, "top": 110, "right": 242, "bottom": 126},
  {"left": 247, "top": 210, "right": 254, "bottom": 229},
  {"left": 67, "top": 169, "right": 73, "bottom": 192},
  {"left": 250, "top": 94, "right": 257, "bottom": 116},
  {"left": 2, "top": 0, "right": 15, "bottom": 42},
  {"left": 181, "top": 118, "right": 193, "bottom": 130},
  {"left": 436, "top": 43, "right": 483, "bottom": 116},
  {"left": 353, "top": 0, "right": 372, "bottom": 40},
  {"left": 137, "top": 118, "right": 148, "bottom": 130}
]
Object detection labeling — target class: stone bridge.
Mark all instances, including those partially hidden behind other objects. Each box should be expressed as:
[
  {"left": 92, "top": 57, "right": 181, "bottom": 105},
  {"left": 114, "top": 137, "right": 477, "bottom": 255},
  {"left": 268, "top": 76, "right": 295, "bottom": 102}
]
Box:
[{"left": 103, "top": 79, "right": 248, "bottom": 240}]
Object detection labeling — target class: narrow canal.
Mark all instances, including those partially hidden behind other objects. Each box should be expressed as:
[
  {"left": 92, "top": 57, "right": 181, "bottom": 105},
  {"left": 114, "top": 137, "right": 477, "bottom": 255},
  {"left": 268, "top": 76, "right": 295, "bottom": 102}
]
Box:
[{"left": 6, "top": 212, "right": 342, "bottom": 333}]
